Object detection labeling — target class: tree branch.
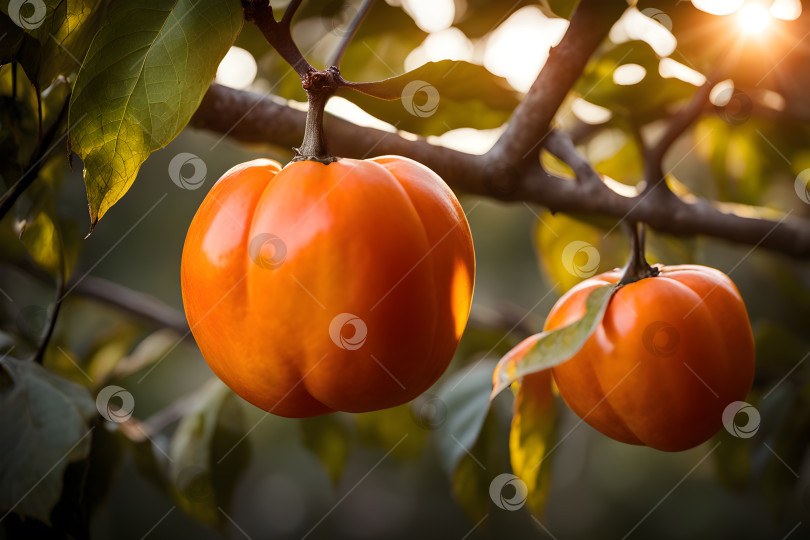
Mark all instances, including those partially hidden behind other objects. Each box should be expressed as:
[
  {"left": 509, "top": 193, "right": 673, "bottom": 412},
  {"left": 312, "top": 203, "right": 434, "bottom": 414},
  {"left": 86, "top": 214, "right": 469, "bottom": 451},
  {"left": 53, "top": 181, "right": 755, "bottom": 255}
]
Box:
[
  {"left": 488, "top": 0, "right": 628, "bottom": 166},
  {"left": 242, "top": 0, "right": 312, "bottom": 78},
  {"left": 191, "top": 83, "right": 810, "bottom": 257}
]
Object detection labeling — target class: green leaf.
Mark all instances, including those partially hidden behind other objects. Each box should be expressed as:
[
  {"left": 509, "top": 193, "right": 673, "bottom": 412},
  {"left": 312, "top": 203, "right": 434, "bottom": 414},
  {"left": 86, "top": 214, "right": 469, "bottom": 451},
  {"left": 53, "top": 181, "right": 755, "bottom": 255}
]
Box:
[
  {"left": 576, "top": 40, "right": 696, "bottom": 125},
  {"left": 1, "top": 0, "right": 108, "bottom": 87},
  {"left": 0, "top": 356, "right": 96, "bottom": 523},
  {"left": 300, "top": 414, "right": 352, "bottom": 486},
  {"left": 491, "top": 283, "right": 618, "bottom": 396},
  {"left": 106, "top": 328, "right": 181, "bottom": 383},
  {"left": 168, "top": 378, "right": 249, "bottom": 528},
  {"left": 68, "top": 0, "right": 243, "bottom": 229},
  {"left": 435, "top": 360, "right": 497, "bottom": 475},
  {"left": 436, "top": 361, "right": 513, "bottom": 521},
  {"left": 340, "top": 60, "right": 520, "bottom": 136},
  {"left": 509, "top": 371, "right": 556, "bottom": 517},
  {"left": 454, "top": 0, "right": 536, "bottom": 38}
]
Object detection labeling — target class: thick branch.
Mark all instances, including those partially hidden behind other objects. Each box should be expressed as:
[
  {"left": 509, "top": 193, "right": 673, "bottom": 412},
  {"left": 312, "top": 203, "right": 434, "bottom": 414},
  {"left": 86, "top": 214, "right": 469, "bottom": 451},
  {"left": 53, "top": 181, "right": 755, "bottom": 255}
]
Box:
[
  {"left": 489, "top": 0, "right": 628, "bottom": 165},
  {"left": 191, "top": 83, "right": 810, "bottom": 257}
]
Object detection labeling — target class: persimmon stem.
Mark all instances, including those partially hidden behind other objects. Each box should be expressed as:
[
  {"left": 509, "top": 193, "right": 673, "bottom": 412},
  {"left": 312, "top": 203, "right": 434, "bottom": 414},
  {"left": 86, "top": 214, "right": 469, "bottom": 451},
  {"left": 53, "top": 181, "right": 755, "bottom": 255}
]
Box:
[
  {"left": 618, "top": 222, "right": 659, "bottom": 286},
  {"left": 292, "top": 67, "right": 341, "bottom": 163}
]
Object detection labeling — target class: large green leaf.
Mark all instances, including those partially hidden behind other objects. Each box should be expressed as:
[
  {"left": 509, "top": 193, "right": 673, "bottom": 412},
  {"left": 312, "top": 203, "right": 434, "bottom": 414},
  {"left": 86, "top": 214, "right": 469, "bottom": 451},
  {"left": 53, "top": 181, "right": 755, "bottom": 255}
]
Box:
[
  {"left": 168, "top": 378, "right": 250, "bottom": 528},
  {"left": 0, "top": 356, "right": 96, "bottom": 523},
  {"left": 340, "top": 60, "right": 520, "bottom": 136},
  {"left": 491, "top": 283, "right": 618, "bottom": 396},
  {"left": 68, "top": 0, "right": 242, "bottom": 229}
]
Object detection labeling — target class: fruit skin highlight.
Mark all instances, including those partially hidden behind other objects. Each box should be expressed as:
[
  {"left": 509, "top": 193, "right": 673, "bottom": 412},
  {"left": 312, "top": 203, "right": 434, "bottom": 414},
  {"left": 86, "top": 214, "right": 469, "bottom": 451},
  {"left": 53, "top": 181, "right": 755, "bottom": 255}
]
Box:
[
  {"left": 538, "top": 265, "right": 755, "bottom": 452},
  {"left": 181, "top": 156, "right": 475, "bottom": 418}
]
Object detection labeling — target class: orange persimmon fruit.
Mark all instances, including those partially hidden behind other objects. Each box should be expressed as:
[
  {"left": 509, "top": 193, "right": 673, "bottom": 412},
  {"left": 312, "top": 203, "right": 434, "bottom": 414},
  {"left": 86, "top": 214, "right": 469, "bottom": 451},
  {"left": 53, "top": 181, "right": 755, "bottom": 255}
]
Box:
[
  {"left": 540, "top": 265, "right": 755, "bottom": 451},
  {"left": 181, "top": 156, "right": 475, "bottom": 418}
]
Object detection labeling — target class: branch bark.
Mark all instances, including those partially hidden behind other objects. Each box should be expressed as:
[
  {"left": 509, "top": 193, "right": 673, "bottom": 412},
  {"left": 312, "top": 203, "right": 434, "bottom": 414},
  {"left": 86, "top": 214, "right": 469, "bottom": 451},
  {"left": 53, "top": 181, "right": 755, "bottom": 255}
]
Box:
[{"left": 192, "top": 83, "right": 810, "bottom": 257}]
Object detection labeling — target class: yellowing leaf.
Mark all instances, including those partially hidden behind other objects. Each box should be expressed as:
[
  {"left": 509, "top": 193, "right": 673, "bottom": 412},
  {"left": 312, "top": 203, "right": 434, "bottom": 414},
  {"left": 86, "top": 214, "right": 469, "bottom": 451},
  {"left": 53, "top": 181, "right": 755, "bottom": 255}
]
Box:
[
  {"left": 491, "top": 283, "right": 617, "bottom": 396},
  {"left": 510, "top": 370, "right": 556, "bottom": 517},
  {"left": 68, "top": 0, "right": 242, "bottom": 229}
]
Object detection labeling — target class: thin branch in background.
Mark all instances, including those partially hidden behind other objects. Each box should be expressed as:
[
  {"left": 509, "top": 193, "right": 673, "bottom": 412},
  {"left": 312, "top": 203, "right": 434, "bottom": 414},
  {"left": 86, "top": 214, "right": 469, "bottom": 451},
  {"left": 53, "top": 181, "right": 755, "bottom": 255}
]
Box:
[
  {"left": 0, "top": 98, "right": 71, "bottom": 221},
  {"left": 327, "top": 0, "right": 376, "bottom": 68},
  {"left": 33, "top": 233, "right": 67, "bottom": 365},
  {"left": 544, "top": 129, "right": 601, "bottom": 185},
  {"left": 280, "top": 0, "right": 304, "bottom": 26}
]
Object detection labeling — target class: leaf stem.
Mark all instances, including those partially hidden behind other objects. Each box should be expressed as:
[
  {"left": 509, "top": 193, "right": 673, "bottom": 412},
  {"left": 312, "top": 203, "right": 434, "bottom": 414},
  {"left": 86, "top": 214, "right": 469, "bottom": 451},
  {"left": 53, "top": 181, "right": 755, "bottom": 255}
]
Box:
[{"left": 618, "top": 222, "right": 659, "bottom": 286}]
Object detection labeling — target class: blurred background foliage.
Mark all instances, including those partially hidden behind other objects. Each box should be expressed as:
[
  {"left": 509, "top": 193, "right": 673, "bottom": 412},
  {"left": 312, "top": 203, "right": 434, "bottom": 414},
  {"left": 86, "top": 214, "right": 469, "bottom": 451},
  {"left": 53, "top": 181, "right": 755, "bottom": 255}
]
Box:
[{"left": 2, "top": 0, "right": 810, "bottom": 538}]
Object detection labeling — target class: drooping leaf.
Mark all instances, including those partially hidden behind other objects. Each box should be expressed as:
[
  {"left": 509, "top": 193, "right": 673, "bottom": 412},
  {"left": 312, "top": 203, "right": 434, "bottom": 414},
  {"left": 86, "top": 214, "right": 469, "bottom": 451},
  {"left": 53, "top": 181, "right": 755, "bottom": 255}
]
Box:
[
  {"left": 340, "top": 60, "right": 520, "bottom": 136},
  {"left": 510, "top": 371, "right": 556, "bottom": 518},
  {"left": 454, "top": 0, "right": 536, "bottom": 38},
  {"left": 0, "top": 356, "right": 96, "bottom": 523},
  {"left": 491, "top": 283, "right": 618, "bottom": 396},
  {"left": 300, "top": 414, "right": 353, "bottom": 486},
  {"left": 168, "top": 378, "right": 250, "bottom": 528},
  {"left": 436, "top": 361, "right": 513, "bottom": 521},
  {"left": 435, "top": 360, "right": 497, "bottom": 475},
  {"left": 68, "top": 0, "right": 243, "bottom": 229}
]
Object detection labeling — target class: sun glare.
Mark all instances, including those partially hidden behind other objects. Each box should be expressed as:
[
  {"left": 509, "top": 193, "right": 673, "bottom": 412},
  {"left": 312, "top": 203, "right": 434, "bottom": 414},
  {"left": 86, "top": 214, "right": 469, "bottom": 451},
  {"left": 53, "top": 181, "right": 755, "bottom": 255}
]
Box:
[{"left": 737, "top": 3, "right": 772, "bottom": 35}]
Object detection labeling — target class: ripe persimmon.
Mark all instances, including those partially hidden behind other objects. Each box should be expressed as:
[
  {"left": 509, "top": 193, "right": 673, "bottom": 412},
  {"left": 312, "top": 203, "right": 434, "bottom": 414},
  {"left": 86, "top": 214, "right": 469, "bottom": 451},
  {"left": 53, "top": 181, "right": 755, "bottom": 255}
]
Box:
[
  {"left": 181, "top": 156, "right": 475, "bottom": 417},
  {"left": 544, "top": 264, "right": 755, "bottom": 452}
]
